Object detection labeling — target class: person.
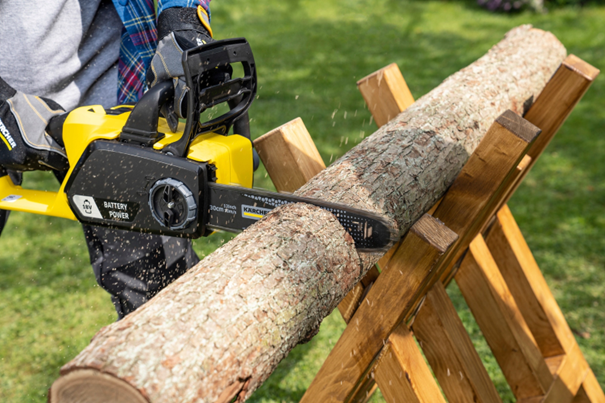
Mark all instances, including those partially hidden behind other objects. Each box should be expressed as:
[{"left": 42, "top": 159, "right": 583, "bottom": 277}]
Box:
[{"left": 0, "top": 0, "right": 214, "bottom": 319}]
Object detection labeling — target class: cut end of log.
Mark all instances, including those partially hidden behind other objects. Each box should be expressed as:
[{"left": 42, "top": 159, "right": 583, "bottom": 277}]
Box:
[{"left": 49, "top": 369, "right": 148, "bottom": 403}]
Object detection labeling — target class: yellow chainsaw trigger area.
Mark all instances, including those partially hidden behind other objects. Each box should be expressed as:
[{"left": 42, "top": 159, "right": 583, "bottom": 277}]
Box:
[{"left": 0, "top": 174, "right": 76, "bottom": 219}]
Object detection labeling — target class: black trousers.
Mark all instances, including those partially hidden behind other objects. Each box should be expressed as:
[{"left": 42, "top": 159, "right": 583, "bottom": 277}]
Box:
[
  {"left": 1, "top": 172, "right": 199, "bottom": 320},
  {"left": 83, "top": 225, "right": 199, "bottom": 319}
]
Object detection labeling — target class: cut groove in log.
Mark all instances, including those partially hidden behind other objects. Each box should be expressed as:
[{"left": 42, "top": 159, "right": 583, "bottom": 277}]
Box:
[{"left": 50, "top": 25, "right": 566, "bottom": 402}]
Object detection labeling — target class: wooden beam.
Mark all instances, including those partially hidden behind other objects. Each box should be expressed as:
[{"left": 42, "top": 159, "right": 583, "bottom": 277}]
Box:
[
  {"left": 375, "top": 324, "right": 447, "bottom": 403},
  {"left": 485, "top": 205, "right": 605, "bottom": 401},
  {"left": 542, "top": 343, "right": 589, "bottom": 403},
  {"left": 357, "top": 62, "right": 417, "bottom": 320},
  {"left": 444, "top": 58, "right": 599, "bottom": 283},
  {"left": 446, "top": 56, "right": 599, "bottom": 282},
  {"left": 413, "top": 282, "right": 502, "bottom": 403},
  {"left": 254, "top": 117, "right": 326, "bottom": 193},
  {"left": 524, "top": 55, "right": 599, "bottom": 165},
  {"left": 347, "top": 55, "right": 602, "bottom": 403},
  {"left": 357, "top": 63, "right": 415, "bottom": 128},
  {"left": 455, "top": 235, "right": 553, "bottom": 399},
  {"left": 501, "top": 55, "right": 599, "bottom": 205},
  {"left": 308, "top": 109, "right": 538, "bottom": 403},
  {"left": 431, "top": 110, "right": 540, "bottom": 284},
  {"left": 579, "top": 370, "right": 605, "bottom": 403},
  {"left": 335, "top": 62, "right": 417, "bottom": 325},
  {"left": 440, "top": 152, "right": 533, "bottom": 286},
  {"left": 484, "top": 206, "right": 568, "bottom": 357}
]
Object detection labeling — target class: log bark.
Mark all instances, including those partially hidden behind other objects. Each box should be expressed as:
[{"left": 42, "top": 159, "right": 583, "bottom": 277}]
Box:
[{"left": 51, "top": 25, "right": 566, "bottom": 403}]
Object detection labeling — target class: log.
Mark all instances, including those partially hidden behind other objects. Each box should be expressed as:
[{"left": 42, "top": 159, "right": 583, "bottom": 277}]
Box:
[{"left": 50, "top": 25, "right": 566, "bottom": 403}]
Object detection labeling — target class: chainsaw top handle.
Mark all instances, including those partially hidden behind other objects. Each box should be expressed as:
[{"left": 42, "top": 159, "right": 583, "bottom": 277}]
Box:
[{"left": 119, "top": 38, "right": 257, "bottom": 158}]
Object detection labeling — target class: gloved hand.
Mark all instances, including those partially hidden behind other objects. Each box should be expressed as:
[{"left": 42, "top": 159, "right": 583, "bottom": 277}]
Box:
[
  {"left": 146, "top": 6, "right": 230, "bottom": 131},
  {"left": 0, "top": 77, "right": 69, "bottom": 172}
]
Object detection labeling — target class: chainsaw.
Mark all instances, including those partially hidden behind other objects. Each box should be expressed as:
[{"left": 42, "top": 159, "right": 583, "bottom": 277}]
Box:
[{"left": 0, "top": 38, "right": 393, "bottom": 252}]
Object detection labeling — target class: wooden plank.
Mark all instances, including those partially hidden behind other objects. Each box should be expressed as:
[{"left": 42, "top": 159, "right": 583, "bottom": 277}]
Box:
[
  {"left": 300, "top": 214, "right": 457, "bottom": 403},
  {"left": 485, "top": 206, "right": 566, "bottom": 357},
  {"left": 441, "top": 153, "right": 533, "bottom": 286},
  {"left": 502, "top": 55, "right": 599, "bottom": 204},
  {"left": 357, "top": 63, "right": 415, "bottom": 127},
  {"left": 338, "top": 64, "right": 417, "bottom": 325},
  {"left": 253, "top": 117, "right": 326, "bottom": 193},
  {"left": 489, "top": 205, "right": 577, "bottom": 354},
  {"left": 487, "top": 206, "right": 604, "bottom": 402},
  {"left": 580, "top": 370, "right": 605, "bottom": 403},
  {"left": 346, "top": 64, "right": 417, "bottom": 402},
  {"left": 339, "top": 283, "right": 366, "bottom": 323},
  {"left": 349, "top": 378, "right": 378, "bottom": 403},
  {"left": 574, "top": 387, "right": 592, "bottom": 403},
  {"left": 348, "top": 111, "right": 538, "bottom": 403},
  {"left": 360, "top": 266, "right": 380, "bottom": 287},
  {"left": 376, "top": 243, "right": 399, "bottom": 271},
  {"left": 374, "top": 324, "right": 446, "bottom": 403},
  {"left": 340, "top": 64, "right": 416, "bottom": 323},
  {"left": 524, "top": 55, "right": 599, "bottom": 164},
  {"left": 542, "top": 343, "right": 589, "bottom": 403},
  {"left": 340, "top": 266, "right": 382, "bottom": 324},
  {"left": 413, "top": 282, "right": 502, "bottom": 403},
  {"left": 445, "top": 56, "right": 600, "bottom": 282},
  {"left": 455, "top": 235, "right": 553, "bottom": 399},
  {"left": 430, "top": 110, "right": 540, "bottom": 283},
  {"left": 310, "top": 58, "right": 592, "bottom": 402}
]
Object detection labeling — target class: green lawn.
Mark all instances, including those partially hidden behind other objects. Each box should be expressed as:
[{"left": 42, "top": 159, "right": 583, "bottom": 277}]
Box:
[{"left": 1, "top": 1, "right": 604, "bottom": 402}]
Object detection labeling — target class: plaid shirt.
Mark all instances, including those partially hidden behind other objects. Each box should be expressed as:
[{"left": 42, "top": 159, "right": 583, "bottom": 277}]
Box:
[{"left": 112, "top": 0, "right": 211, "bottom": 104}]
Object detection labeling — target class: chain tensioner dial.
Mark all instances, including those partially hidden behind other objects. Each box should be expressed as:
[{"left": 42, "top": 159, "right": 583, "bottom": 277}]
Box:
[{"left": 149, "top": 178, "right": 197, "bottom": 230}]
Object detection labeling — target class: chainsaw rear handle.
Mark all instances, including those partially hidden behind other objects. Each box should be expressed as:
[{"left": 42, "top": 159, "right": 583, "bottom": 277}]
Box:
[{"left": 163, "top": 37, "right": 257, "bottom": 157}]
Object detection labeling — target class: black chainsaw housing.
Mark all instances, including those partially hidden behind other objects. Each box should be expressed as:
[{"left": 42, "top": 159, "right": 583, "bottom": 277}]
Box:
[{"left": 65, "top": 140, "right": 209, "bottom": 238}]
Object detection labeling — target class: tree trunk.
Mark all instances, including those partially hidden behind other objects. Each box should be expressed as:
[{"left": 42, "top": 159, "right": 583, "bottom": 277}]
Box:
[{"left": 50, "top": 25, "right": 566, "bottom": 403}]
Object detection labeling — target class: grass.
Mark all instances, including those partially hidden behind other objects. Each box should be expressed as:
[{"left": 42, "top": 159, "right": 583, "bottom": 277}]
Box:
[{"left": 1, "top": 1, "right": 604, "bottom": 401}]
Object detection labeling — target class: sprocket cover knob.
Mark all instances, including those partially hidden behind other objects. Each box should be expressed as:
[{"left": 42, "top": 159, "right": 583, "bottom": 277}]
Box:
[{"left": 149, "top": 178, "right": 197, "bottom": 230}]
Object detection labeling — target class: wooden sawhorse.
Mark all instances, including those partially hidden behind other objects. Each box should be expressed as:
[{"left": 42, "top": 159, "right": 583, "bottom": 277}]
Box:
[{"left": 254, "top": 55, "right": 602, "bottom": 403}]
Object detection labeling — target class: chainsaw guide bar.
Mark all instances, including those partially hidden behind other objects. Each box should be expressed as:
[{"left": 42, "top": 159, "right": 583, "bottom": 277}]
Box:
[{"left": 207, "top": 183, "right": 395, "bottom": 252}]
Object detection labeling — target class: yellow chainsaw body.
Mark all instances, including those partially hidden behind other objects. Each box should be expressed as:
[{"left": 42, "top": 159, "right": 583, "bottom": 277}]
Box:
[{"left": 0, "top": 105, "right": 253, "bottom": 220}]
